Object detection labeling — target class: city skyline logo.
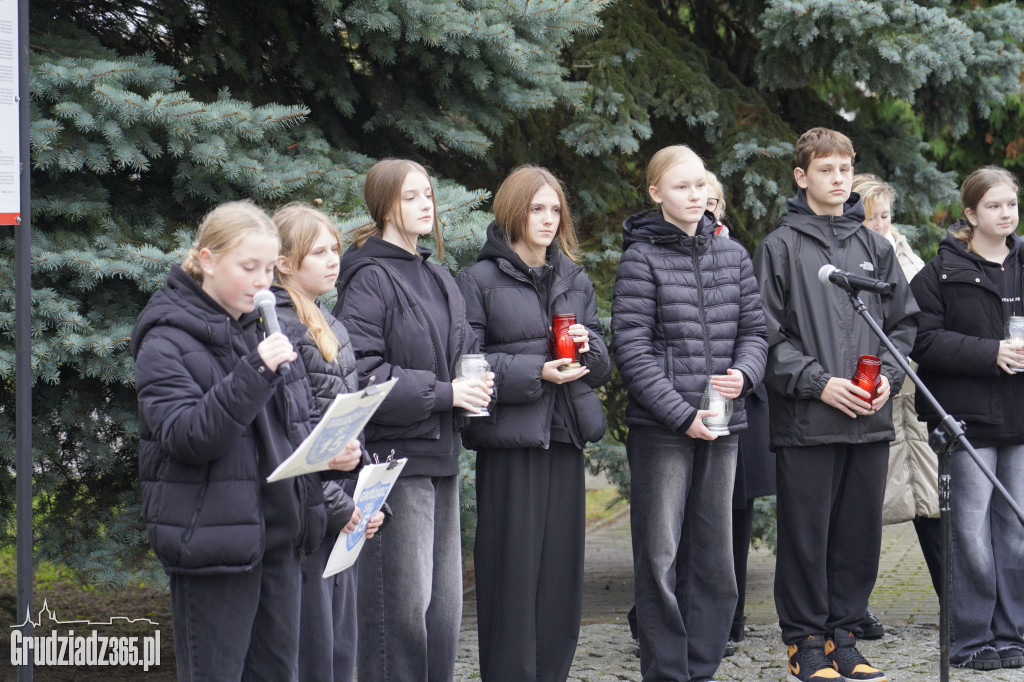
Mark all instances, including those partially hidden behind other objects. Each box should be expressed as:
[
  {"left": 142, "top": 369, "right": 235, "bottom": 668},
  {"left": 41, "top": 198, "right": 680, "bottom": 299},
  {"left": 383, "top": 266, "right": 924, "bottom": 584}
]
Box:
[{"left": 9, "top": 599, "right": 162, "bottom": 670}]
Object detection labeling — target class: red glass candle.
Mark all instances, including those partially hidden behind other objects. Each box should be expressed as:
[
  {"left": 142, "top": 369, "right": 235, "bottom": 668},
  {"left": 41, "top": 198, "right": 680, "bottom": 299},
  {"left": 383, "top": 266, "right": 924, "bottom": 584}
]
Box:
[
  {"left": 851, "top": 355, "right": 882, "bottom": 402},
  {"left": 551, "top": 313, "right": 581, "bottom": 371}
]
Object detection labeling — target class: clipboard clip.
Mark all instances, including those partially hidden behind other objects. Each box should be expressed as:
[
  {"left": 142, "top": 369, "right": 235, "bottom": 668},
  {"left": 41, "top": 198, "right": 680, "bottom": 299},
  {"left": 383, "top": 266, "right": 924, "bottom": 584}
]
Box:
[
  {"left": 372, "top": 449, "right": 398, "bottom": 467},
  {"left": 363, "top": 375, "right": 381, "bottom": 397}
]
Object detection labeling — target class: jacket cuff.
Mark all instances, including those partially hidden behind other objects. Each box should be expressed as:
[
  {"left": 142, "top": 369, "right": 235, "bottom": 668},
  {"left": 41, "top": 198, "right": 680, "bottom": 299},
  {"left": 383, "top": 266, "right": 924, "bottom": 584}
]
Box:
[
  {"left": 811, "top": 373, "right": 832, "bottom": 400},
  {"left": 433, "top": 380, "right": 454, "bottom": 412}
]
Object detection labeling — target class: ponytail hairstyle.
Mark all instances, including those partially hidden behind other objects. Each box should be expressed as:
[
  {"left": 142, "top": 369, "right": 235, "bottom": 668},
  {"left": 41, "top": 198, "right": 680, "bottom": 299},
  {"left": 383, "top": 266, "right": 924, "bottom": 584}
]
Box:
[
  {"left": 273, "top": 202, "right": 341, "bottom": 363},
  {"left": 182, "top": 200, "right": 277, "bottom": 282},
  {"left": 492, "top": 165, "right": 578, "bottom": 262},
  {"left": 349, "top": 159, "right": 444, "bottom": 260},
  {"left": 953, "top": 165, "right": 1020, "bottom": 252}
]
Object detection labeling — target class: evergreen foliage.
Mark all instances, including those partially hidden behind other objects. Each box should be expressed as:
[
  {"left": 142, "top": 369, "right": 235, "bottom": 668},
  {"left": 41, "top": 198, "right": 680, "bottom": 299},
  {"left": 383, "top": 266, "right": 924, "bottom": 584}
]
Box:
[{"left": 6, "top": 0, "right": 1024, "bottom": 578}]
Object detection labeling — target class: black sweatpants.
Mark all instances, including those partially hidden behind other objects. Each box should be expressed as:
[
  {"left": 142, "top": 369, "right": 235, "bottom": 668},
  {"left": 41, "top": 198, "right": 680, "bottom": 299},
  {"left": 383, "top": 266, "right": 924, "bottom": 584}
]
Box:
[
  {"left": 474, "top": 442, "right": 585, "bottom": 682},
  {"left": 774, "top": 441, "right": 888, "bottom": 644}
]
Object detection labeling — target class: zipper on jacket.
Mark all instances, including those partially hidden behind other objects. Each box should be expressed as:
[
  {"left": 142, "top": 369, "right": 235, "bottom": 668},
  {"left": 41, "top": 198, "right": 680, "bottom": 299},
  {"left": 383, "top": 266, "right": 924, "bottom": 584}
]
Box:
[
  {"left": 828, "top": 216, "right": 855, "bottom": 376},
  {"left": 693, "top": 245, "right": 714, "bottom": 376}
]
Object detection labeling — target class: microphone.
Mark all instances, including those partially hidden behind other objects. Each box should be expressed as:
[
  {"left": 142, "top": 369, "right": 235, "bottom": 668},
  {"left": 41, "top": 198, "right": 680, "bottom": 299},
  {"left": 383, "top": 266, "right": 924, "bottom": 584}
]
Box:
[
  {"left": 817, "top": 264, "right": 892, "bottom": 295},
  {"left": 252, "top": 289, "right": 290, "bottom": 375}
]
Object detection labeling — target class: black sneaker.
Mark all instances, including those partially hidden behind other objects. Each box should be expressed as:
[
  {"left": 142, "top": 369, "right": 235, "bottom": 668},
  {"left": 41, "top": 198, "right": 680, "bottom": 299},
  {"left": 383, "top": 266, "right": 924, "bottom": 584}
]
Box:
[
  {"left": 825, "top": 634, "right": 887, "bottom": 682},
  {"left": 956, "top": 648, "right": 1001, "bottom": 670},
  {"left": 787, "top": 636, "right": 843, "bottom": 682},
  {"left": 858, "top": 609, "right": 884, "bottom": 640},
  {"left": 724, "top": 641, "right": 735, "bottom": 658},
  {"left": 1000, "top": 647, "right": 1024, "bottom": 669}
]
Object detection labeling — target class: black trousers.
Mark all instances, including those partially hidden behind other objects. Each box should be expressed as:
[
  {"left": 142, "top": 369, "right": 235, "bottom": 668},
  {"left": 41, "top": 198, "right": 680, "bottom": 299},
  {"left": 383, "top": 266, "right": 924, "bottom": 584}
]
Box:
[
  {"left": 774, "top": 441, "right": 888, "bottom": 644},
  {"left": 730, "top": 503, "right": 755, "bottom": 642},
  {"left": 474, "top": 442, "right": 585, "bottom": 682}
]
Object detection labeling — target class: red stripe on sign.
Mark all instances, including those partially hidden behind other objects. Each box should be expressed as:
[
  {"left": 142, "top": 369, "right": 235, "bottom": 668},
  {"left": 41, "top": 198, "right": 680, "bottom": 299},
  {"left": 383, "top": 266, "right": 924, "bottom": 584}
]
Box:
[{"left": 0, "top": 212, "right": 20, "bottom": 225}]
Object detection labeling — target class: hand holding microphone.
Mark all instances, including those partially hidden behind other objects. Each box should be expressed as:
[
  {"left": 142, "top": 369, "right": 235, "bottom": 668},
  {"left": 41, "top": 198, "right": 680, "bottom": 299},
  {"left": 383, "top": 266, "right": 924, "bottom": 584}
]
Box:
[
  {"left": 253, "top": 290, "right": 296, "bottom": 375},
  {"left": 818, "top": 264, "right": 892, "bottom": 295}
]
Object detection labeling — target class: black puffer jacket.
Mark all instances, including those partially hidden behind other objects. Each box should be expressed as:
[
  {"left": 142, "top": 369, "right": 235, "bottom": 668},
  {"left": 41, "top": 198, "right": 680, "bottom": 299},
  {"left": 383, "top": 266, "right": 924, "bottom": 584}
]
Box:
[
  {"left": 333, "top": 237, "right": 478, "bottom": 477},
  {"left": 911, "top": 229, "right": 1024, "bottom": 444},
  {"left": 132, "top": 265, "right": 326, "bottom": 575},
  {"left": 274, "top": 288, "right": 362, "bottom": 535},
  {"left": 455, "top": 223, "right": 612, "bottom": 449},
  {"left": 752, "top": 190, "right": 919, "bottom": 449},
  {"left": 612, "top": 210, "right": 768, "bottom": 434}
]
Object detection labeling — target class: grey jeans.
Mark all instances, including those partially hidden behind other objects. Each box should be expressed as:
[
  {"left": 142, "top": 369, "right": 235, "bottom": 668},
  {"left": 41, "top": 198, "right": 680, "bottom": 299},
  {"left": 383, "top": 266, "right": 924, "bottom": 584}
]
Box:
[
  {"left": 950, "top": 444, "right": 1024, "bottom": 664},
  {"left": 627, "top": 425, "right": 739, "bottom": 682},
  {"left": 356, "top": 474, "right": 462, "bottom": 681}
]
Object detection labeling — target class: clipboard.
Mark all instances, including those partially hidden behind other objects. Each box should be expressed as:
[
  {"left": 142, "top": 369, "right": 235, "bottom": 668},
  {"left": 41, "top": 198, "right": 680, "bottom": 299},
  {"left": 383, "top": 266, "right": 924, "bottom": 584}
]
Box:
[
  {"left": 323, "top": 456, "right": 407, "bottom": 576},
  {"left": 267, "top": 377, "right": 397, "bottom": 482}
]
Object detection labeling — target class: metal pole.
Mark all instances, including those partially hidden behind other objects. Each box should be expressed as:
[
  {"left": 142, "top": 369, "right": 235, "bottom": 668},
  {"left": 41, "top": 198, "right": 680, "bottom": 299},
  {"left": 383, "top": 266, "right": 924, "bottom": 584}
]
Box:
[{"left": 15, "top": 0, "right": 33, "bottom": 678}]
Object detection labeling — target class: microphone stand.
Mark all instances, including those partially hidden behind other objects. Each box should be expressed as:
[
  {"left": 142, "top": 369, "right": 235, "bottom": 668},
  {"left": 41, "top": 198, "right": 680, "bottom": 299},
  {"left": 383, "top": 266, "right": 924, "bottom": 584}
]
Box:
[{"left": 837, "top": 284, "right": 1024, "bottom": 682}]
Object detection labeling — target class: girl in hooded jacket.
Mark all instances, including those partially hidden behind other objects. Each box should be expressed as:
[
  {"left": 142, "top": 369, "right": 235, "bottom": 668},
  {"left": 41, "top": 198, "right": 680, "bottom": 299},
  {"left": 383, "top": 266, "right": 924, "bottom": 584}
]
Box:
[
  {"left": 333, "top": 159, "right": 491, "bottom": 681},
  {"left": 910, "top": 166, "right": 1024, "bottom": 671},
  {"left": 131, "top": 200, "right": 359, "bottom": 680},
  {"left": 611, "top": 146, "right": 767, "bottom": 682},
  {"left": 455, "top": 166, "right": 613, "bottom": 682},
  {"left": 272, "top": 203, "right": 385, "bottom": 682}
]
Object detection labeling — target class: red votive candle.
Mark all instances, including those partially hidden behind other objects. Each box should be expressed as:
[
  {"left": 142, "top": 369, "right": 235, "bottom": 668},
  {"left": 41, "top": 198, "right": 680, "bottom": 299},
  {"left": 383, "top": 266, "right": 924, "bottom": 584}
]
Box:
[
  {"left": 551, "top": 313, "right": 581, "bottom": 371},
  {"left": 851, "top": 355, "right": 882, "bottom": 402}
]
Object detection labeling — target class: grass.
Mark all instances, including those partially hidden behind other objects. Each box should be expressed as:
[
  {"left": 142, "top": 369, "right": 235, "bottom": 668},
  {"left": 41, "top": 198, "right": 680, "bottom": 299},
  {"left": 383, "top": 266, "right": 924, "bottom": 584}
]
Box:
[{"left": 585, "top": 487, "right": 626, "bottom": 527}]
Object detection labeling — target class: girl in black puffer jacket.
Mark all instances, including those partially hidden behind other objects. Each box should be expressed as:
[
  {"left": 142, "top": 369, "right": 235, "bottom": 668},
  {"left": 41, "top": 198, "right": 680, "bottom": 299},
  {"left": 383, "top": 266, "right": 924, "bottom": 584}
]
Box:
[
  {"left": 273, "top": 203, "right": 381, "bottom": 682},
  {"left": 456, "top": 166, "right": 612, "bottom": 682},
  {"left": 611, "top": 146, "right": 767, "bottom": 682}
]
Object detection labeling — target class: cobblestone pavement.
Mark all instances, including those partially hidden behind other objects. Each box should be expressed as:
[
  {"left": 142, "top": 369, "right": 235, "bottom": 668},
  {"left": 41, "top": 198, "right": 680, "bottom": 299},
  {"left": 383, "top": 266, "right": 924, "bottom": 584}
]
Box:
[{"left": 456, "top": 508, "right": 1024, "bottom": 681}]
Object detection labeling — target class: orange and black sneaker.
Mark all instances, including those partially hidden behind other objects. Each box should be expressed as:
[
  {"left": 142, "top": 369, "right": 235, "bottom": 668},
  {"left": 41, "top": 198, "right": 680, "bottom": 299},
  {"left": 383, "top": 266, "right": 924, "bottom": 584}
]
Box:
[
  {"left": 825, "top": 631, "right": 887, "bottom": 682},
  {"left": 787, "top": 635, "right": 843, "bottom": 682}
]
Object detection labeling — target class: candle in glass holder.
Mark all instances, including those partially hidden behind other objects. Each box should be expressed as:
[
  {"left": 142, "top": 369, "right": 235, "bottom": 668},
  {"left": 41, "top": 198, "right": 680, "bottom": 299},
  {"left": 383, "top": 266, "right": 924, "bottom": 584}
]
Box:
[
  {"left": 851, "top": 355, "right": 882, "bottom": 412},
  {"left": 456, "top": 354, "right": 491, "bottom": 417},
  {"left": 700, "top": 379, "right": 733, "bottom": 436},
  {"left": 1007, "top": 316, "right": 1024, "bottom": 373},
  {"left": 551, "top": 313, "right": 582, "bottom": 372}
]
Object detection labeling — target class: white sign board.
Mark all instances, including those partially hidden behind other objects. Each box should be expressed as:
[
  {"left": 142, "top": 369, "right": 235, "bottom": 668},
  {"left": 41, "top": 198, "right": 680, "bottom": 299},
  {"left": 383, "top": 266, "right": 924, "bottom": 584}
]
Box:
[{"left": 0, "top": 0, "right": 17, "bottom": 225}]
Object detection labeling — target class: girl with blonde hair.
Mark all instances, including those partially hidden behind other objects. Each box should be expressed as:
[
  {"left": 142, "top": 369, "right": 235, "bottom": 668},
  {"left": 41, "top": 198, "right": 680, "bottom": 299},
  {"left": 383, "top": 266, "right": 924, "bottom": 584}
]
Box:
[
  {"left": 612, "top": 146, "right": 768, "bottom": 681},
  {"left": 272, "top": 202, "right": 381, "bottom": 682}
]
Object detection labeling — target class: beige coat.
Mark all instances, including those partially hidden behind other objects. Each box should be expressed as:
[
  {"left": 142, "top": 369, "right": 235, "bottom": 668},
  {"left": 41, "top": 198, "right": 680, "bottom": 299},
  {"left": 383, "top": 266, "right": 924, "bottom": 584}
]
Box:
[{"left": 881, "top": 229, "right": 939, "bottom": 523}]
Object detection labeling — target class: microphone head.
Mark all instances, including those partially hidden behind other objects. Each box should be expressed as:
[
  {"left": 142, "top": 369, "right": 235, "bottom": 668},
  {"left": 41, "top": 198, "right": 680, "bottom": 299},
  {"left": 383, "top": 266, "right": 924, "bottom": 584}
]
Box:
[
  {"left": 252, "top": 289, "right": 276, "bottom": 310},
  {"left": 817, "top": 264, "right": 838, "bottom": 285}
]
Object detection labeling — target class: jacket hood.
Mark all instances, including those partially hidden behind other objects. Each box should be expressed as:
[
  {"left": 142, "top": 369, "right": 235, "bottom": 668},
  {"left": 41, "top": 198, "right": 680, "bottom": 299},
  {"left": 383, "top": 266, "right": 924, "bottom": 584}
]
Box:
[
  {"left": 131, "top": 264, "right": 258, "bottom": 359},
  {"left": 777, "top": 189, "right": 866, "bottom": 244},
  {"left": 621, "top": 208, "right": 717, "bottom": 249},
  {"left": 338, "top": 235, "right": 434, "bottom": 286},
  {"left": 477, "top": 221, "right": 561, "bottom": 276},
  {"left": 938, "top": 220, "right": 1022, "bottom": 265}
]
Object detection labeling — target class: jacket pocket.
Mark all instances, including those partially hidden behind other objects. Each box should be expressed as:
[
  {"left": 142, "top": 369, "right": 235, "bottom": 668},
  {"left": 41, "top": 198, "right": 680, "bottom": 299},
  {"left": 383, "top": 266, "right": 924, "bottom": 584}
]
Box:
[
  {"left": 666, "top": 346, "right": 675, "bottom": 385},
  {"left": 181, "top": 468, "right": 212, "bottom": 545}
]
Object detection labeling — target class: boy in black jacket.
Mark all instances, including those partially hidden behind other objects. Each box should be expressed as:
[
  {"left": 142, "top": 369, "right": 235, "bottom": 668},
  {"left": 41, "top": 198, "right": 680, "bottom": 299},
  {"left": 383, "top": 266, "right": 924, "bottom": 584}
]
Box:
[{"left": 752, "top": 128, "right": 918, "bottom": 682}]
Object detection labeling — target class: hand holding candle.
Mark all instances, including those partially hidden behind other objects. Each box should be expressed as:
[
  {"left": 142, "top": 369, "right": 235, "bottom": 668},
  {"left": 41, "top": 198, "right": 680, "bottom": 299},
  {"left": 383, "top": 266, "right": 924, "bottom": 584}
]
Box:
[{"left": 551, "top": 313, "right": 582, "bottom": 372}]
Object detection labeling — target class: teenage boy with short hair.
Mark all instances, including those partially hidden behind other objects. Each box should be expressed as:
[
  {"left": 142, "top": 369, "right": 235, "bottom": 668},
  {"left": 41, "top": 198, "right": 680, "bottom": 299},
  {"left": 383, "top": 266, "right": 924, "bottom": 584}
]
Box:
[{"left": 752, "top": 128, "right": 918, "bottom": 682}]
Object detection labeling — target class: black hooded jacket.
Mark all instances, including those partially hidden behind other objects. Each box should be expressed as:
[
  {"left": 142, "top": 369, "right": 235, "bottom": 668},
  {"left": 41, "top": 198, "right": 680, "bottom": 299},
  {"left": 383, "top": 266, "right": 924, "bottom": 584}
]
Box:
[
  {"left": 333, "top": 236, "right": 478, "bottom": 477},
  {"left": 455, "top": 222, "right": 612, "bottom": 450},
  {"left": 611, "top": 209, "right": 768, "bottom": 435},
  {"left": 911, "top": 228, "right": 1024, "bottom": 445},
  {"left": 752, "top": 190, "right": 919, "bottom": 449},
  {"left": 131, "top": 265, "right": 327, "bottom": 575}
]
